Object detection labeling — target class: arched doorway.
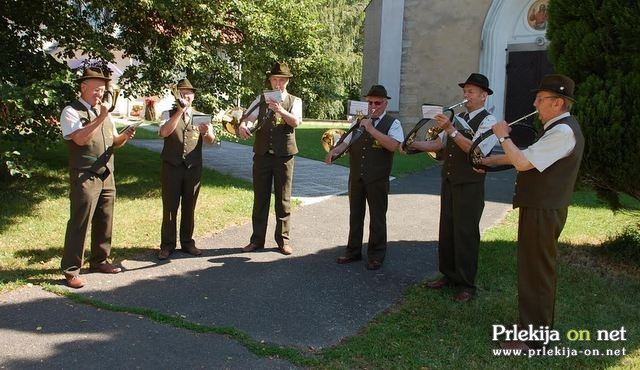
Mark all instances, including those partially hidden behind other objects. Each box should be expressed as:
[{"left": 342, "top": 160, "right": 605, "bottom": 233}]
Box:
[{"left": 480, "top": 0, "right": 553, "bottom": 121}]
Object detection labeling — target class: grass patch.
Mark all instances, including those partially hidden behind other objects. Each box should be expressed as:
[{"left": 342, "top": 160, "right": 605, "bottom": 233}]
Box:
[
  {"left": 315, "top": 191, "right": 640, "bottom": 369},
  {"left": 0, "top": 142, "right": 254, "bottom": 290},
  {"left": 115, "top": 119, "right": 160, "bottom": 140}
]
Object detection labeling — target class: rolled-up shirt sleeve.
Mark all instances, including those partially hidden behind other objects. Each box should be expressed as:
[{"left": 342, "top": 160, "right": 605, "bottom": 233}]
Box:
[
  {"left": 471, "top": 115, "right": 498, "bottom": 156},
  {"left": 387, "top": 119, "right": 404, "bottom": 142},
  {"left": 60, "top": 106, "right": 82, "bottom": 140},
  {"left": 291, "top": 97, "right": 303, "bottom": 122},
  {"left": 160, "top": 109, "right": 171, "bottom": 124},
  {"left": 522, "top": 124, "right": 576, "bottom": 172}
]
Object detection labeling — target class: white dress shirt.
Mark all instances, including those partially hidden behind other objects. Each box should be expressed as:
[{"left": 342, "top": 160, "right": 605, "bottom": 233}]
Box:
[
  {"left": 60, "top": 98, "right": 117, "bottom": 140},
  {"left": 438, "top": 107, "right": 497, "bottom": 155},
  {"left": 522, "top": 112, "right": 576, "bottom": 172}
]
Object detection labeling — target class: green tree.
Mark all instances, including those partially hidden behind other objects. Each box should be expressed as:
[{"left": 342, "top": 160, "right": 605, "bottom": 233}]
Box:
[
  {"left": 547, "top": 0, "right": 640, "bottom": 204},
  {"left": 0, "top": 0, "right": 369, "bottom": 179},
  {"left": 301, "top": 0, "right": 367, "bottom": 119},
  {"left": 230, "top": 0, "right": 367, "bottom": 119}
]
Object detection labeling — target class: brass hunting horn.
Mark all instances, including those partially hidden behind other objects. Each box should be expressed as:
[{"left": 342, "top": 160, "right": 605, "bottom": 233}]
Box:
[
  {"left": 468, "top": 110, "right": 538, "bottom": 171},
  {"left": 402, "top": 99, "right": 468, "bottom": 157},
  {"left": 322, "top": 106, "right": 381, "bottom": 162}
]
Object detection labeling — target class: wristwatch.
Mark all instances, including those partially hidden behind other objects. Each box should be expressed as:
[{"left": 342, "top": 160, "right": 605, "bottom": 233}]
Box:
[
  {"left": 449, "top": 130, "right": 459, "bottom": 138},
  {"left": 499, "top": 136, "right": 511, "bottom": 144}
]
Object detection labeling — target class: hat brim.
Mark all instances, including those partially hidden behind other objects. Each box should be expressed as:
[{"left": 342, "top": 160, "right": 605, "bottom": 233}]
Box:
[
  {"left": 364, "top": 95, "right": 391, "bottom": 99},
  {"left": 267, "top": 73, "right": 293, "bottom": 78},
  {"left": 458, "top": 82, "right": 493, "bottom": 95},
  {"left": 531, "top": 88, "right": 575, "bottom": 102},
  {"left": 76, "top": 76, "right": 111, "bottom": 83}
]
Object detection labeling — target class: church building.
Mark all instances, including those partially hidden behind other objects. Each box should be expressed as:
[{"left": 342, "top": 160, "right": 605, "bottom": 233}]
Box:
[{"left": 362, "top": 0, "right": 553, "bottom": 126}]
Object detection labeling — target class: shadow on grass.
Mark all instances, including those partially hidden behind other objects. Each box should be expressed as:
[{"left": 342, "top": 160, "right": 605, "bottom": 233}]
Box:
[
  {"left": 561, "top": 241, "right": 640, "bottom": 280},
  {"left": 14, "top": 247, "right": 65, "bottom": 264},
  {"left": 429, "top": 239, "right": 640, "bottom": 370},
  {"left": 0, "top": 143, "right": 68, "bottom": 234},
  {"left": 0, "top": 143, "right": 254, "bottom": 235},
  {"left": 0, "top": 268, "right": 61, "bottom": 286}
]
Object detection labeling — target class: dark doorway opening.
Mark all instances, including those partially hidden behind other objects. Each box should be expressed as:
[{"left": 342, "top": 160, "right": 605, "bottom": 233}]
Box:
[{"left": 504, "top": 50, "right": 554, "bottom": 124}]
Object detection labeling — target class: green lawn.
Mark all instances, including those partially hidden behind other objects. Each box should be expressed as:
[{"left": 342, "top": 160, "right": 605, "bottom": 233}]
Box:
[
  {"left": 1, "top": 130, "right": 638, "bottom": 368},
  {"left": 0, "top": 143, "right": 254, "bottom": 291}
]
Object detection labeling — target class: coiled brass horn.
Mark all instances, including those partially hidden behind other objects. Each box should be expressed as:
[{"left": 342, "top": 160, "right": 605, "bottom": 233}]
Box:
[
  {"left": 216, "top": 93, "right": 275, "bottom": 136},
  {"left": 402, "top": 99, "right": 468, "bottom": 157},
  {"left": 469, "top": 110, "right": 538, "bottom": 171},
  {"left": 321, "top": 128, "right": 347, "bottom": 153},
  {"left": 322, "top": 107, "right": 381, "bottom": 162},
  {"left": 216, "top": 107, "right": 246, "bottom": 136}
]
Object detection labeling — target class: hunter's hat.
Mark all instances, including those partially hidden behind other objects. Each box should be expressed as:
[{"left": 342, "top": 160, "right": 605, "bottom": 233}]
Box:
[
  {"left": 458, "top": 73, "right": 493, "bottom": 95},
  {"left": 364, "top": 85, "right": 391, "bottom": 99},
  {"left": 76, "top": 67, "right": 111, "bottom": 83},
  {"left": 176, "top": 78, "right": 197, "bottom": 91},
  {"left": 532, "top": 74, "right": 575, "bottom": 101},
  {"left": 266, "top": 62, "right": 293, "bottom": 78}
]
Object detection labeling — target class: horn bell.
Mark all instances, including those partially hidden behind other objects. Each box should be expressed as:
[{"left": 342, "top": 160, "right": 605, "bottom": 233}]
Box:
[
  {"left": 217, "top": 107, "right": 245, "bottom": 136},
  {"left": 403, "top": 118, "right": 441, "bottom": 158},
  {"left": 321, "top": 128, "right": 346, "bottom": 153}
]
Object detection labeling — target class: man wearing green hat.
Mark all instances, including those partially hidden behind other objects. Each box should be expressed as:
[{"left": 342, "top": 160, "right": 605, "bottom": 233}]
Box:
[
  {"left": 59, "top": 67, "right": 137, "bottom": 288},
  {"left": 479, "top": 74, "right": 584, "bottom": 350},
  {"left": 237, "top": 62, "right": 303, "bottom": 255},
  {"left": 158, "top": 78, "right": 216, "bottom": 260},
  {"left": 326, "top": 84, "right": 404, "bottom": 270}
]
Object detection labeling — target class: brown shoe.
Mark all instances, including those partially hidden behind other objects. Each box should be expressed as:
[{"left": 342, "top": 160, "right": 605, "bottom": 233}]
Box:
[
  {"left": 366, "top": 260, "right": 382, "bottom": 270},
  {"left": 499, "top": 341, "right": 530, "bottom": 350},
  {"left": 182, "top": 245, "right": 202, "bottom": 256},
  {"left": 278, "top": 245, "right": 293, "bottom": 255},
  {"left": 158, "top": 249, "right": 172, "bottom": 260},
  {"left": 454, "top": 290, "right": 474, "bottom": 303},
  {"left": 425, "top": 277, "right": 449, "bottom": 289},
  {"left": 336, "top": 255, "right": 362, "bottom": 264},
  {"left": 242, "top": 243, "right": 264, "bottom": 252},
  {"left": 64, "top": 275, "right": 85, "bottom": 289},
  {"left": 91, "top": 263, "right": 122, "bottom": 274}
]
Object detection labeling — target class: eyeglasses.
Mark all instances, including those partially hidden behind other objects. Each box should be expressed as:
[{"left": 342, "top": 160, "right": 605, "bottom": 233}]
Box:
[
  {"left": 535, "top": 95, "right": 560, "bottom": 102},
  {"left": 367, "top": 101, "right": 385, "bottom": 106}
]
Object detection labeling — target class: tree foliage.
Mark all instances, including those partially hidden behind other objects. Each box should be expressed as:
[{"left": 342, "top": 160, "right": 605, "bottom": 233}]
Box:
[
  {"left": 547, "top": 0, "right": 640, "bottom": 204},
  {"left": 0, "top": 0, "right": 368, "bottom": 179},
  {"left": 300, "top": 0, "right": 366, "bottom": 118}
]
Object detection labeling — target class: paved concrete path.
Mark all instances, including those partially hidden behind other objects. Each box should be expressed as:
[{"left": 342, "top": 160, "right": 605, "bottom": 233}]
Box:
[
  {"left": 0, "top": 138, "right": 516, "bottom": 369},
  {"left": 130, "top": 128, "right": 350, "bottom": 205}
]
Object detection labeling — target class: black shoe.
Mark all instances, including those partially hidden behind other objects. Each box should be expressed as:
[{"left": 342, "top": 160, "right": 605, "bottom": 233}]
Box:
[
  {"left": 242, "top": 243, "right": 264, "bottom": 252},
  {"left": 336, "top": 255, "right": 362, "bottom": 264}
]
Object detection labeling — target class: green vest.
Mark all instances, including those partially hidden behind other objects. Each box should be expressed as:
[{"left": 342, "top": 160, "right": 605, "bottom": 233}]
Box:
[
  {"left": 161, "top": 109, "right": 203, "bottom": 167},
  {"left": 441, "top": 110, "right": 489, "bottom": 185},
  {"left": 513, "top": 116, "right": 584, "bottom": 209},
  {"left": 349, "top": 114, "right": 396, "bottom": 184},
  {"left": 66, "top": 100, "right": 114, "bottom": 175},
  {"left": 253, "top": 93, "right": 298, "bottom": 156}
]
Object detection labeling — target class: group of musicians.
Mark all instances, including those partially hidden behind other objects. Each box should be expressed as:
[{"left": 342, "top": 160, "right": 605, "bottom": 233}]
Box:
[{"left": 60, "top": 62, "right": 582, "bottom": 350}]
